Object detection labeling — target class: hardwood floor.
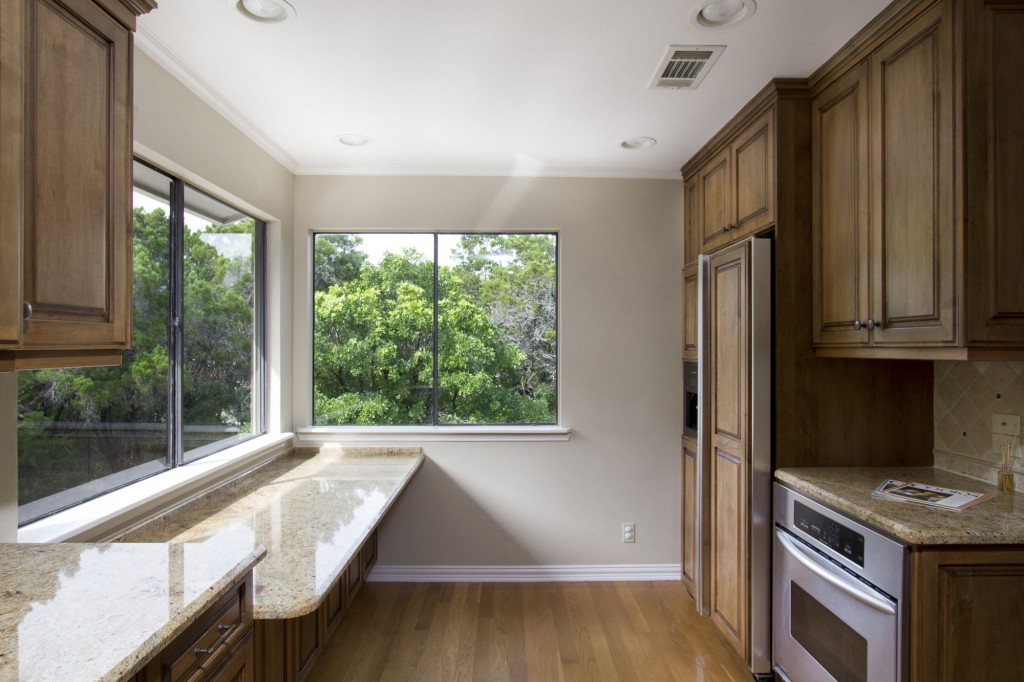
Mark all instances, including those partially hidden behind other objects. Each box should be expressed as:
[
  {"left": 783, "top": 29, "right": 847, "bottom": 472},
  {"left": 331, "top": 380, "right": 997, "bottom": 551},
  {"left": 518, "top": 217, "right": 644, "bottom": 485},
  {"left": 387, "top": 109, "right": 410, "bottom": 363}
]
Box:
[{"left": 310, "top": 581, "right": 752, "bottom": 681}]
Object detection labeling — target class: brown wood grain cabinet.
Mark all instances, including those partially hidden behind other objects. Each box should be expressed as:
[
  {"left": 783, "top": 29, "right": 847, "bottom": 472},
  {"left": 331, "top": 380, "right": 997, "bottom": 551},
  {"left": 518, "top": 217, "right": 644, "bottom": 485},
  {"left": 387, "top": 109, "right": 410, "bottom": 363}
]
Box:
[
  {"left": 682, "top": 262, "right": 698, "bottom": 362},
  {"left": 137, "top": 572, "right": 254, "bottom": 682},
  {"left": 0, "top": 0, "right": 154, "bottom": 371},
  {"left": 811, "top": 0, "right": 1024, "bottom": 359},
  {"left": 254, "top": 531, "right": 377, "bottom": 682},
  {"left": 680, "top": 435, "right": 697, "bottom": 597},
  {"left": 910, "top": 546, "right": 1024, "bottom": 681},
  {"left": 684, "top": 109, "right": 775, "bottom": 256},
  {"left": 706, "top": 242, "right": 750, "bottom": 659}
]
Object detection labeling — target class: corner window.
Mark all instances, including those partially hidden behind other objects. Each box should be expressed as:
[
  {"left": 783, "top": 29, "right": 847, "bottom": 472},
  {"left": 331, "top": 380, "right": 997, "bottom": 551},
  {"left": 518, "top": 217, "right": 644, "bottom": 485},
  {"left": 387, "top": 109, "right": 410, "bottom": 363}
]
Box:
[
  {"left": 312, "top": 233, "right": 557, "bottom": 426},
  {"left": 16, "top": 160, "right": 266, "bottom": 525}
]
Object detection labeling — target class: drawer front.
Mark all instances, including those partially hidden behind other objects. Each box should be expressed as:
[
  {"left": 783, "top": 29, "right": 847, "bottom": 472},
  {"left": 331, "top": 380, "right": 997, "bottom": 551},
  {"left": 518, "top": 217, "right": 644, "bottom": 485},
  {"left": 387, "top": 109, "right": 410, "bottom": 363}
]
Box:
[{"left": 171, "top": 589, "right": 246, "bottom": 680}]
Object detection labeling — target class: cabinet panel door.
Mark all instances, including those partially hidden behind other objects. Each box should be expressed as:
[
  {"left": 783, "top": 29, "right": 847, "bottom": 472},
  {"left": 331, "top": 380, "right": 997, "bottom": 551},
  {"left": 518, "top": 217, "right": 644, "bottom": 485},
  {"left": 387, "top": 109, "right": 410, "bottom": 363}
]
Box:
[
  {"left": 21, "top": 0, "right": 131, "bottom": 348},
  {"left": 682, "top": 263, "right": 698, "bottom": 361},
  {"left": 812, "top": 62, "right": 871, "bottom": 346},
  {"left": 699, "top": 149, "right": 732, "bottom": 254},
  {"left": 707, "top": 242, "right": 749, "bottom": 659},
  {"left": 684, "top": 175, "right": 700, "bottom": 264},
  {"left": 0, "top": 0, "right": 24, "bottom": 347},
  {"left": 964, "top": 1, "right": 1024, "bottom": 344},
  {"left": 681, "top": 437, "right": 697, "bottom": 596},
  {"left": 732, "top": 109, "right": 775, "bottom": 240},
  {"left": 870, "top": 2, "right": 955, "bottom": 346}
]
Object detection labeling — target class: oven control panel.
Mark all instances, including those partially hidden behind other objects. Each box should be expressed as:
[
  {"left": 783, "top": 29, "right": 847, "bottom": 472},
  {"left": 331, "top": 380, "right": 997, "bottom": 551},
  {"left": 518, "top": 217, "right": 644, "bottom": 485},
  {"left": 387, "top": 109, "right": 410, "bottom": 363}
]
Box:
[{"left": 794, "top": 501, "right": 865, "bottom": 567}]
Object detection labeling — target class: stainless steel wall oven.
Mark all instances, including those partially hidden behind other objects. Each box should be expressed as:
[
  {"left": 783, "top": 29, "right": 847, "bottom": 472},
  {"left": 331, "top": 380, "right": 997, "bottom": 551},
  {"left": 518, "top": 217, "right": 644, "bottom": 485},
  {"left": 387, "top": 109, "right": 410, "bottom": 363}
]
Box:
[{"left": 773, "top": 484, "right": 909, "bottom": 682}]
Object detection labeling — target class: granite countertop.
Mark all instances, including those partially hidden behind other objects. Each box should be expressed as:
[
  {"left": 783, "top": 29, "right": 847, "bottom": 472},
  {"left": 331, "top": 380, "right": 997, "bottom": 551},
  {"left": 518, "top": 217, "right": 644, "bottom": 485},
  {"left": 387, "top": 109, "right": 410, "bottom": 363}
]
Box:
[
  {"left": 118, "top": 447, "right": 424, "bottom": 620},
  {"left": 776, "top": 467, "right": 1024, "bottom": 545},
  {"left": 0, "top": 540, "right": 264, "bottom": 682}
]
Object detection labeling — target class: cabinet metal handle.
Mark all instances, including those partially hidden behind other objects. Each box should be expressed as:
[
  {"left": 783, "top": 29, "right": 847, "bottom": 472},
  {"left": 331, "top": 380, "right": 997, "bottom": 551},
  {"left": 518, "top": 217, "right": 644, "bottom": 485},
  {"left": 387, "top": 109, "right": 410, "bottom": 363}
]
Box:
[
  {"left": 729, "top": 223, "right": 736, "bottom": 231},
  {"left": 866, "top": 319, "right": 881, "bottom": 330},
  {"left": 194, "top": 624, "right": 235, "bottom": 656},
  {"left": 23, "top": 302, "right": 32, "bottom": 320},
  {"left": 853, "top": 320, "right": 862, "bottom": 330}
]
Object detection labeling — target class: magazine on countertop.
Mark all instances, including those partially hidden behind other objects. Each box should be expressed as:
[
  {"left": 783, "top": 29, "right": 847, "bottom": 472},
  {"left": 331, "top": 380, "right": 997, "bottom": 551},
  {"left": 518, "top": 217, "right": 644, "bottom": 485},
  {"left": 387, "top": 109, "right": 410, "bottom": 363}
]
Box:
[{"left": 871, "top": 478, "right": 992, "bottom": 512}]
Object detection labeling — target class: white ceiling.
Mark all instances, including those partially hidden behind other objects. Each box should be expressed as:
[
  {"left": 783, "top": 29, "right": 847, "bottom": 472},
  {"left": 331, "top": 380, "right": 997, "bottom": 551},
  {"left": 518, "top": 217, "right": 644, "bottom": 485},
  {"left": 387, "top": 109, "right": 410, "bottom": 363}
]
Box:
[{"left": 137, "top": 0, "right": 891, "bottom": 179}]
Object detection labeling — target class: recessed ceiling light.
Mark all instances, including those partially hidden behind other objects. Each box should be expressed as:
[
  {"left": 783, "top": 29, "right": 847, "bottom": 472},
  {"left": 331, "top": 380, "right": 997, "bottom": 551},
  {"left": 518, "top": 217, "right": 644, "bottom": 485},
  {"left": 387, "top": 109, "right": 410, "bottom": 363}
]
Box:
[
  {"left": 337, "top": 134, "right": 372, "bottom": 147},
  {"left": 231, "top": 0, "right": 296, "bottom": 24},
  {"left": 621, "top": 137, "right": 657, "bottom": 150},
  {"left": 692, "top": 0, "right": 755, "bottom": 28}
]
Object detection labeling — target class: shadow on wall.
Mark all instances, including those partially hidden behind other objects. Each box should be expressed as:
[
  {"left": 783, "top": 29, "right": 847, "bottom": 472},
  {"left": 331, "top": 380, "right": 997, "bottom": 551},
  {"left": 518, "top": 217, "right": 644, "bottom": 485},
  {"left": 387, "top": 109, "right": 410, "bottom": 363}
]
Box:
[{"left": 373, "top": 456, "right": 536, "bottom": 568}]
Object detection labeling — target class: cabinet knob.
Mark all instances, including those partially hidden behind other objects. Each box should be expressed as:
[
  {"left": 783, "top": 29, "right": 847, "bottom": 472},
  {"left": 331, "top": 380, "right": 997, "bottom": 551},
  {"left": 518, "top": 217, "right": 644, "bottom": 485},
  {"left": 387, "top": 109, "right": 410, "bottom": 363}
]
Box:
[
  {"left": 22, "top": 302, "right": 32, "bottom": 320},
  {"left": 729, "top": 223, "right": 736, "bottom": 231},
  {"left": 867, "top": 319, "right": 881, "bottom": 330},
  {"left": 853, "top": 320, "right": 863, "bottom": 330}
]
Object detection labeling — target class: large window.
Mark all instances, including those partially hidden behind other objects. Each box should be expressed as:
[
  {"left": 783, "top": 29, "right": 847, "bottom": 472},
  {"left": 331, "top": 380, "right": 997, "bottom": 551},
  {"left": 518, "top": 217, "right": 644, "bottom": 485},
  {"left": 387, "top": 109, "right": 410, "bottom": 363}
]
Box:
[
  {"left": 16, "top": 160, "right": 266, "bottom": 525},
  {"left": 313, "top": 233, "right": 557, "bottom": 426}
]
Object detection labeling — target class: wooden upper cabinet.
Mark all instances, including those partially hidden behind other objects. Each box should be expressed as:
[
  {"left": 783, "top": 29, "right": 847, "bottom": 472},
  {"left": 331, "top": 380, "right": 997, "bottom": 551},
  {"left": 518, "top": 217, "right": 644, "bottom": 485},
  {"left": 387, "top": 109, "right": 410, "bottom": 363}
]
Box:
[
  {"left": 811, "top": 0, "right": 1024, "bottom": 359},
  {"left": 0, "top": 0, "right": 153, "bottom": 371},
  {"left": 682, "top": 84, "right": 794, "bottom": 260},
  {"left": 682, "top": 262, "right": 698, "bottom": 361},
  {"left": 964, "top": 0, "right": 1024, "bottom": 346},
  {"left": 684, "top": 175, "right": 700, "bottom": 264},
  {"left": 812, "top": 61, "right": 871, "bottom": 347}
]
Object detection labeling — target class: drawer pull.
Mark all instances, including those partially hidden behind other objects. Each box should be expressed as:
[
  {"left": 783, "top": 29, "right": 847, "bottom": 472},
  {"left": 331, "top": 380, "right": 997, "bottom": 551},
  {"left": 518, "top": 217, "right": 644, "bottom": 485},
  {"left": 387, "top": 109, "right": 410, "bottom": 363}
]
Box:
[
  {"left": 23, "top": 302, "right": 32, "bottom": 320},
  {"left": 194, "top": 624, "right": 235, "bottom": 656}
]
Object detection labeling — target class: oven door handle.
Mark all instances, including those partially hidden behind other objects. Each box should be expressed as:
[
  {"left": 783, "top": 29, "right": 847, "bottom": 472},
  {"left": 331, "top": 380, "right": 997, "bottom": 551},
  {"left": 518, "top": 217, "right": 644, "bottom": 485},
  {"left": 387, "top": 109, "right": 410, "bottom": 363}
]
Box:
[{"left": 777, "top": 529, "right": 896, "bottom": 616}]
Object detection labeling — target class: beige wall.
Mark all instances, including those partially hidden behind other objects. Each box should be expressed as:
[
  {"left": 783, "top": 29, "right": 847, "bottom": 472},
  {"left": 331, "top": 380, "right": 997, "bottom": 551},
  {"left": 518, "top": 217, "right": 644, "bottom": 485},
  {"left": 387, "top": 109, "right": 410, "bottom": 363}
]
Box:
[
  {"left": 133, "top": 49, "right": 295, "bottom": 435},
  {"left": 293, "top": 175, "right": 684, "bottom": 566}
]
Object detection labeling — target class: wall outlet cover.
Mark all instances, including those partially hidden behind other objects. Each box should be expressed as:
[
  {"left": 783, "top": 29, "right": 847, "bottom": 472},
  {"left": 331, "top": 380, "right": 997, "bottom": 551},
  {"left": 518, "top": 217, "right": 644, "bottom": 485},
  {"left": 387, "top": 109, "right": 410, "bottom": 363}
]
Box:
[{"left": 992, "top": 413, "right": 1022, "bottom": 437}]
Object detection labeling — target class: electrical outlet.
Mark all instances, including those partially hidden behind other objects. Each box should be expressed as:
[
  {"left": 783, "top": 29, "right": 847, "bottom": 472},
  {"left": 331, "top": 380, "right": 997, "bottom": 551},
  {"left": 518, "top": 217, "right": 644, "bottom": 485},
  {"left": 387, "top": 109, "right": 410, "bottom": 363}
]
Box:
[
  {"left": 622, "top": 523, "right": 635, "bottom": 544},
  {"left": 992, "top": 414, "right": 1022, "bottom": 437}
]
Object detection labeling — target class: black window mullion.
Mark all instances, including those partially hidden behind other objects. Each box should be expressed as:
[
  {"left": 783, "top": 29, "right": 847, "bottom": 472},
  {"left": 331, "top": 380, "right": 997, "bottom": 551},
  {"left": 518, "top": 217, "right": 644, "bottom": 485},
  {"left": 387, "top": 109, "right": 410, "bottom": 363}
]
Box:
[{"left": 169, "top": 179, "right": 185, "bottom": 466}]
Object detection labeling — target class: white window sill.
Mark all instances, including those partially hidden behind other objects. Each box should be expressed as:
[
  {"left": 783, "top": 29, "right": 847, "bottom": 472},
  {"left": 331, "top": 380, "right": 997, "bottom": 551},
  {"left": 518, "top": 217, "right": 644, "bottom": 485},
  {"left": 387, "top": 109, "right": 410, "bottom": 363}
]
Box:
[
  {"left": 296, "top": 425, "right": 572, "bottom": 443},
  {"left": 18, "top": 432, "right": 294, "bottom": 544}
]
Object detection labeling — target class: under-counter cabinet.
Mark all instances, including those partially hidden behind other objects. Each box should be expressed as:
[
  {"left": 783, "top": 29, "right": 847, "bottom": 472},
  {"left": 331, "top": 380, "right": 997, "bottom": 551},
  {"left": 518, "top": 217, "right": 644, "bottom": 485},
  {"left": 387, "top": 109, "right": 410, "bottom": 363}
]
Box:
[
  {"left": 137, "top": 573, "right": 255, "bottom": 682},
  {"left": 811, "top": 0, "right": 1024, "bottom": 359},
  {"left": 0, "top": 0, "right": 153, "bottom": 371}
]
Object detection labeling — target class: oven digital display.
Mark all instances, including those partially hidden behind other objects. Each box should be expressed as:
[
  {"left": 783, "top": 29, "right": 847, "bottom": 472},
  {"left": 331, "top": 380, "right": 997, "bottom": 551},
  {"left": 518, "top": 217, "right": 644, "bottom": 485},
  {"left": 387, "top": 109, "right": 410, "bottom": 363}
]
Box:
[{"left": 793, "top": 502, "right": 865, "bottom": 567}]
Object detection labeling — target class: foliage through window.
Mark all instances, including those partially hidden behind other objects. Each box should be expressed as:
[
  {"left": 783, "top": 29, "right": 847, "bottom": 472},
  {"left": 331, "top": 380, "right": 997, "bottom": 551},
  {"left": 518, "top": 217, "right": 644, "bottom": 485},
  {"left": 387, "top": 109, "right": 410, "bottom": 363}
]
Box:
[
  {"left": 313, "top": 233, "right": 557, "bottom": 425},
  {"left": 16, "top": 160, "right": 266, "bottom": 525}
]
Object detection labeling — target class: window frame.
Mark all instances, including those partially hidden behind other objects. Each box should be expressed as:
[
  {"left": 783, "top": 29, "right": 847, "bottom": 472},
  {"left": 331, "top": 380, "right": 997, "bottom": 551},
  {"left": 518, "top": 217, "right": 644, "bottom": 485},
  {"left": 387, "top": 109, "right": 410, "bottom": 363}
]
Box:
[
  {"left": 15, "top": 159, "right": 268, "bottom": 526},
  {"left": 309, "top": 230, "right": 560, "bottom": 429}
]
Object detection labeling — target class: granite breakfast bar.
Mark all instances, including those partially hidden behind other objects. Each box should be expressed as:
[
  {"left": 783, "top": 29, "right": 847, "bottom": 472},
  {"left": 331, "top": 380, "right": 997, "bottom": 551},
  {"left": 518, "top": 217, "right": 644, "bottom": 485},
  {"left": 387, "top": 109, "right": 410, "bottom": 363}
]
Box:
[{"left": 117, "top": 446, "right": 424, "bottom": 680}]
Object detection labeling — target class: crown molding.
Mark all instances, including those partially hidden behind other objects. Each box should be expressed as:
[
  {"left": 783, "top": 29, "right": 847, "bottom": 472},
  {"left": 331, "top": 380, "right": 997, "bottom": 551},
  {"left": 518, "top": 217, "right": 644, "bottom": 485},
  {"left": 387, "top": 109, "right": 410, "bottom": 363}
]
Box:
[
  {"left": 294, "top": 163, "right": 682, "bottom": 180},
  {"left": 135, "top": 26, "right": 300, "bottom": 174}
]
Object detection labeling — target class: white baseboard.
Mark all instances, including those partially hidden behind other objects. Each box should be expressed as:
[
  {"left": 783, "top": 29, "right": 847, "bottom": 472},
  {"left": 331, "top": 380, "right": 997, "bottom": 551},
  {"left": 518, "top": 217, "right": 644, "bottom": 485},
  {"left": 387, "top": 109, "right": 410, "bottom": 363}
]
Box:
[{"left": 367, "top": 564, "right": 682, "bottom": 583}]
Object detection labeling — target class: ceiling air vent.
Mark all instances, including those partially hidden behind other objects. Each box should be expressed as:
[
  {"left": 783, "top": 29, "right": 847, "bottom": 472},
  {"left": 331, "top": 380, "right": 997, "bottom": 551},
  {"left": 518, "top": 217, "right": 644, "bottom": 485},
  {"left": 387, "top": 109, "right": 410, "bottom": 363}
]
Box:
[{"left": 650, "top": 45, "right": 725, "bottom": 90}]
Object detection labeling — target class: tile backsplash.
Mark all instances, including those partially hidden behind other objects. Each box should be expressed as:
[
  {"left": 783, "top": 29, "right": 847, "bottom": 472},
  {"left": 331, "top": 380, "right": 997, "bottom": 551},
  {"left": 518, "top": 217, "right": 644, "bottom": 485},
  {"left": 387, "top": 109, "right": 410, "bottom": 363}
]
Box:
[{"left": 933, "top": 361, "right": 1024, "bottom": 487}]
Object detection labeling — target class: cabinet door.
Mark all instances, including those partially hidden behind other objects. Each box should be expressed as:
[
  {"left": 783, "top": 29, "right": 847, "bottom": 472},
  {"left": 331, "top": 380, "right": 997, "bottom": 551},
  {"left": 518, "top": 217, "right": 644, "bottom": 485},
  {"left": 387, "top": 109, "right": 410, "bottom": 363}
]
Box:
[
  {"left": 681, "top": 436, "right": 698, "bottom": 597},
  {"left": 812, "top": 61, "right": 871, "bottom": 346},
  {"left": 0, "top": 0, "right": 25, "bottom": 347},
  {"left": 911, "top": 547, "right": 1024, "bottom": 681},
  {"left": 964, "top": 0, "right": 1024, "bottom": 345},
  {"left": 684, "top": 175, "right": 700, "bottom": 263},
  {"left": 682, "top": 263, "right": 698, "bottom": 361},
  {"left": 707, "top": 242, "right": 749, "bottom": 659},
  {"left": 699, "top": 149, "right": 732, "bottom": 254},
  {"left": 20, "top": 0, "right": 132, "bottom": 349},
  {"left": 870, "top": 1, "right": 955, "bottom": 346},
  {"left": 731, "top": 109, "right": 775, "bottom": 240}
]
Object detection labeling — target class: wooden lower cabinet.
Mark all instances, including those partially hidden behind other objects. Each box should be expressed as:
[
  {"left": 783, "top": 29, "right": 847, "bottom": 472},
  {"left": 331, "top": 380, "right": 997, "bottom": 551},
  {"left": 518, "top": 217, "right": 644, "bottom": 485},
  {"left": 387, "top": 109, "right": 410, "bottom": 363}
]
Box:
[
  {"left": 137, "top": 573, "right": 254, "bottom": 682},
  {"left": 911, "top": 546, "right": 1024, "bottom": 681},
  {"left": 681, "top": 436, "right": 697, "bottom": 596},
  {"left": 254, "top": 532, "right": 377, "bottom": 682}
]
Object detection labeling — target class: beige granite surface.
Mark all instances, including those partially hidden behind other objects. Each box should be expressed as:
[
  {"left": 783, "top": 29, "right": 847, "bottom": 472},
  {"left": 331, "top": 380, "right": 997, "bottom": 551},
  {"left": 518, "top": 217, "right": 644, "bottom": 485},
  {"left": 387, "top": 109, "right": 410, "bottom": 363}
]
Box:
[
  {"left": 776, "top": 467, "right": 1024, "bottom": 545},
  {"left": 118, "top": 447, "right": 424, "bottom": 620},
  {"left": 0, "top": 541, "right": 264, "bottom": 682}
]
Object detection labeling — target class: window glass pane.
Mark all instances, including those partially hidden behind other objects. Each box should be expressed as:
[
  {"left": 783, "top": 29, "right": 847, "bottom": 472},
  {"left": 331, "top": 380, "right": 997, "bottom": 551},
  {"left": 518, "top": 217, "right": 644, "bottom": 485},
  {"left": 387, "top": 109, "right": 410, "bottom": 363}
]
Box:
[
  {"left": 182, "top": 186, "right": 258, "bottom": 462},
  {"left": 437, "top": 234, "right": 557, "bottom": 424},
  {"left": 313, "top": 233, "right": 435, "bottom": 425},
  {"left": 16, "top": 161, "right": 172, "bottom": 524}
]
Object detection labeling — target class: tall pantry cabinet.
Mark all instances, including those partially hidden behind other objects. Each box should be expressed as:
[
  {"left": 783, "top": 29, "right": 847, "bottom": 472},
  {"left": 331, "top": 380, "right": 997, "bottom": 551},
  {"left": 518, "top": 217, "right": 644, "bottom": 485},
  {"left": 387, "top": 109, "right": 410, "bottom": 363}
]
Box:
[{"left": 0, "top": 0, "right": 155, "bottom": 371}]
